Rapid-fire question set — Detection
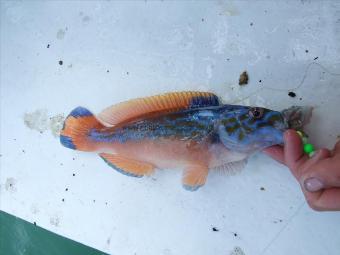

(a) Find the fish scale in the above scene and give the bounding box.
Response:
[90,108,218,143]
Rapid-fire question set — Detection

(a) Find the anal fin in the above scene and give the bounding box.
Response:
[182,164,209,191]
[99,153,155,177]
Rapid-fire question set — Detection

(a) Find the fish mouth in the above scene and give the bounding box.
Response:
[281,106,313,130]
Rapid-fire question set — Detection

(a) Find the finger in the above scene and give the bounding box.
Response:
[299,148,332,175]
[333,140,340,157]
[263,145,284,164]
[283,130,307,177]
[304,188,340,211]
[301,158,340,191]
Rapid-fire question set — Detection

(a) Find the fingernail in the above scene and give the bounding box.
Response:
[310,149,324,158]
[284,131,292,143]
[303,177,324,192]
[309,150,318,158]
[285,130,293,137]
[308,151,317,158]
[284,130,296,140]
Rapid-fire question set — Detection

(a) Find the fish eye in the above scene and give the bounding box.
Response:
[249,107,264,119]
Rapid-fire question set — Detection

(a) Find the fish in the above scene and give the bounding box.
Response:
[60,91,312,191]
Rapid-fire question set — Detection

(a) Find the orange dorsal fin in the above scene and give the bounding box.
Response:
[99,153,155,177]
[97,91,219,127]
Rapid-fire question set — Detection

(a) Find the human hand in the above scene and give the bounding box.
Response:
[264,130,340,211]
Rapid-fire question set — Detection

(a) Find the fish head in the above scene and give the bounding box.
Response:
[218,105,313,152]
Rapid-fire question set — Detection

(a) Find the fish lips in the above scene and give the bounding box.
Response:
[281,106,313,130]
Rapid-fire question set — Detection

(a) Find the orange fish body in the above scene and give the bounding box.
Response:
[60,91,289,190]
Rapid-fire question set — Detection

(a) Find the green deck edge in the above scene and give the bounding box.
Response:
[0,210,108,255]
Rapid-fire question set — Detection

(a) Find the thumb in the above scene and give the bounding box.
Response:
[332,140,340,157]
[283,130,307,178]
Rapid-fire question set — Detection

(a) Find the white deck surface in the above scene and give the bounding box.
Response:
[1,1,340,254]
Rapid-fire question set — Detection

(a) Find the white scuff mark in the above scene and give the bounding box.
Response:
[162,248,172,255]
[23,109,65,137]
[265,25,280,34]
[160,56,194,82]
[50,215,61,227]
[166,25,194,50]
[212,21,229,54]
[5,177,17,193]
[232,37,267,65]
[201,57,216,84]
[24,109,49,133]
[30,204,40,214]
[213,32,266,64]
[94,2,103,11]
[49,114,65,137]
[248,50,267,66]
[56,29,66,40]
[206,64,214,80]
[217,1,239,16]
[3,2,25,24]
[230,246,246,255]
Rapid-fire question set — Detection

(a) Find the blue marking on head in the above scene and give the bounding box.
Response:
[189,95,220,109]
[100,156,143,178]
[252,127,284,147]
[183,184,203,191]
[68,107,93,118]
[218,106,286,152]
[60,135,76,149]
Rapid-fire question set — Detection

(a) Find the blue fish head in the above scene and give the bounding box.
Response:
[217,106,289,152]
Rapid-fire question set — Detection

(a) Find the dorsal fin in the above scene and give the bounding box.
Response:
[189,94,220,109]
[97,91,220,127]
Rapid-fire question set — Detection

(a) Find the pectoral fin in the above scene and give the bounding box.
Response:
[182,165,209,191]
[214,159,247,176]
[99,153,155,177]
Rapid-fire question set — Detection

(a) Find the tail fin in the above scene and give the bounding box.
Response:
[60,107,104,151]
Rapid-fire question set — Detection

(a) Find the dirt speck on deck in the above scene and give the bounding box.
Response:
[239,71,249,85]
